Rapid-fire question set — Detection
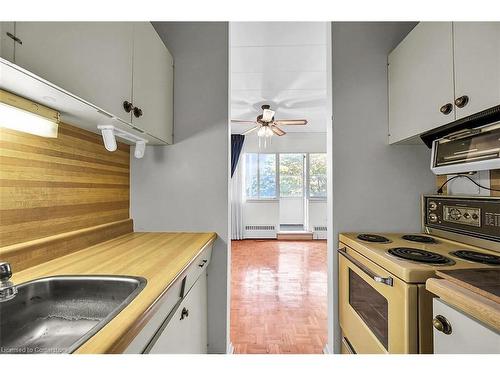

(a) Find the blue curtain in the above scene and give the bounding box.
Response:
[231,134,245,178]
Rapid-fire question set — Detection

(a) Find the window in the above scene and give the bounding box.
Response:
[244,152,327,200]
[279,153,304,198]
[245,153,276,199]
[308,153,327,199]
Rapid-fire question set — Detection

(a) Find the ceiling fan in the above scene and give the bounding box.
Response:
[231,104,308,139]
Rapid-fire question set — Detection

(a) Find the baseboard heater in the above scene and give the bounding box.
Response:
[313,225,327,240]
[244,225,277,239]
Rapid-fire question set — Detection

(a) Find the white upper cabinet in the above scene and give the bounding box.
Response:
[13,22,134,123]
[1,22,173,145]
[388,23,455,144]
[453,22,500,119]
[388,22,500,144]
[131,23,173,144]
[0,22,15,62]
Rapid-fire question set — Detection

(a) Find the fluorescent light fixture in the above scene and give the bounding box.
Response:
[97,125,148,159]
[0,89,60,138]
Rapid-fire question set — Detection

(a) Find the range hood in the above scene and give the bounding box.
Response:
[421,105,500,175]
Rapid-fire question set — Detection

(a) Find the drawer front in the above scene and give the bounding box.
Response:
[184,243,213,295]
[147,270,208,354]
[433,298,500,354]
[124,274,185,353]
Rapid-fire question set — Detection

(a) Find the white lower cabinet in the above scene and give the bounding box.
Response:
[432,298,500,354]
[123,242,212,354]
[147,271,207,354]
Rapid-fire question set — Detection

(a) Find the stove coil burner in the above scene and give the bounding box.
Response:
[357,234,391,243]
[402,234,436,244]
[451,250,500,265]
[388,247,454,265]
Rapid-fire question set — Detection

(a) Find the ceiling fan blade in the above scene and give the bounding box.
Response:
[231,119,257,124]
[271,125,286,136]
[242,125,259,135]
[274,119,308,126]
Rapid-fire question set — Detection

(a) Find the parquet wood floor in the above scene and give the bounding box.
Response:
[230,240,328,354]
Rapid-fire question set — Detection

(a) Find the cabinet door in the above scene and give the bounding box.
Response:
[388,22,455,144]
[0,22,15,62]
[433,299,500,354]
[131,23,173,144]
[13,22,133,123]
[148,271,207,354]
[453,22,500,119]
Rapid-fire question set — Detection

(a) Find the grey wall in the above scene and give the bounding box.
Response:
[131,22,229,353]
[329,22,436,352]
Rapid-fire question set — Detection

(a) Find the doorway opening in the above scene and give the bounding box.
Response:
[229,22,331,354]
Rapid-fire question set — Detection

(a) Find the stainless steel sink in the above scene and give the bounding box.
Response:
[0,275,146,354]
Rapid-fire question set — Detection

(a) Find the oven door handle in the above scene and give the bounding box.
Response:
[338,247,393,287]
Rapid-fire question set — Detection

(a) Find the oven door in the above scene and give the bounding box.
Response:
[338,244,419,353]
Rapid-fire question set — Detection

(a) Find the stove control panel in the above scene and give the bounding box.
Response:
[424,195,500,242]
[443,205,481,227]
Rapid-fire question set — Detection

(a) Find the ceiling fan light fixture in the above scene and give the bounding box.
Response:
[262,109,275,122]
[257,124,274,148]
[257,125,273,138]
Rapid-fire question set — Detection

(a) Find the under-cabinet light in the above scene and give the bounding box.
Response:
[0,89,60,138]
[134,140,146,159]
[97,125,148,159]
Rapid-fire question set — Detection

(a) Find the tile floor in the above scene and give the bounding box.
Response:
[230,239,328,354]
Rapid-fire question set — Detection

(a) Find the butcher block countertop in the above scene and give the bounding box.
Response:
[9,231,217,354]
[426,268,500,331]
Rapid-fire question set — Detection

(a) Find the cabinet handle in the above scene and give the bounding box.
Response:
[133,107,143,118]
[180,307,189,320]
[439,103,453,115]
[432,315,452,335]
[454,95,469,108]
[198,259,208,268]
[123,101,134,113]
[6,32,22,45]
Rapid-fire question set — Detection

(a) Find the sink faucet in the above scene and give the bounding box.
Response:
[0,262,18,302]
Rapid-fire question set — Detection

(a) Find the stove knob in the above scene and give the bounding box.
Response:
[449,208,462,220]
[429,214,438,223]
[463,212,470,219]
[472,213,479,220]
[429,201,437,210]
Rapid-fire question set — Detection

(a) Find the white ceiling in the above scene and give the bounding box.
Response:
[230,22,328,134]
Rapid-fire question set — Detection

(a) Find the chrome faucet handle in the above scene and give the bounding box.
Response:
[0,262,13,281]
[0,262,17,302]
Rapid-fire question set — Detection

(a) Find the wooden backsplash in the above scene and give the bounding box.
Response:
[436,170,500,197]
[0,122,130,247]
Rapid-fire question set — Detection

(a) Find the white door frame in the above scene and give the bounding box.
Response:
[325,21,335,354]
[226,22,334,354]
